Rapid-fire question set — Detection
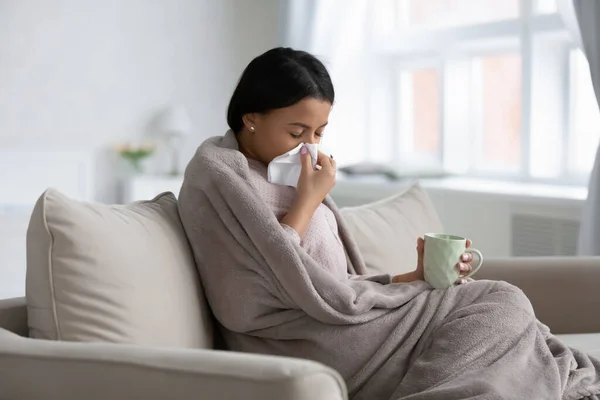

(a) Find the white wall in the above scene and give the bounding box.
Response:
[0,0,280,203]
[331,179,584,259]
[0,0,280,299]
[426,190,582,258]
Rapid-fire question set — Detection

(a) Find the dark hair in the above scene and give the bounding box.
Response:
[227,47,335,133]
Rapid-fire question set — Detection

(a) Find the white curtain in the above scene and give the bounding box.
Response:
[278,0,318,50]
[560,1,600,255]
[279,0,370,165]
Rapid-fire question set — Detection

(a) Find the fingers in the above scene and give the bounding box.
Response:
[459,241,473,276]
[416,237,424,265]
[457,262,472,275]
[300,145,314,172]
[456,241,474,285]
[317,151,334,170]
[316,152,336,179]
[456,277,474,285]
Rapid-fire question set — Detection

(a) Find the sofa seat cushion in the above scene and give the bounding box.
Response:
[26,189,213,349]
[557,333,600,359]
[340,182,443,275]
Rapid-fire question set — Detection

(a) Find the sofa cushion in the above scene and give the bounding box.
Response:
[341,182,443,275]
[557,334,600,359]
[26,189,213,349]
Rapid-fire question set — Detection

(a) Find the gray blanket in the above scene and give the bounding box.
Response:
[178,131,600,400]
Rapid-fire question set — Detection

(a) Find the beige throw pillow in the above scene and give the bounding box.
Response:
[341,182,443,276]
[26,189,213,349]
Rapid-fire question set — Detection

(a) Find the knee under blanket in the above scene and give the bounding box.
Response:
[178,131,600,400]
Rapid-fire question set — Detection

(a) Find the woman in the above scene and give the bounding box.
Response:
[178,48,600,399]
[228,47,473,285]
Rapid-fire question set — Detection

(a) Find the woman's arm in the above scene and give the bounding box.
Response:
[282,148,336,237]
[392,271,420,283]
[281,195,320,238]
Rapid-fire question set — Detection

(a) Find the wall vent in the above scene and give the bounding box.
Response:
[511,214,580,257]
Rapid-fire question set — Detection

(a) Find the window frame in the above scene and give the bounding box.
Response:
[367,0,593,186]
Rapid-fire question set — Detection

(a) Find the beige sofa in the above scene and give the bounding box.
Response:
[1,188,600,400]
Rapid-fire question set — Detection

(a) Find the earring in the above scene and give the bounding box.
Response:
[249,126,255,132]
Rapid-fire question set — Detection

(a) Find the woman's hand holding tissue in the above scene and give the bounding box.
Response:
[281,146,336,237]
[297,148,337,205]
[391,238,475,284]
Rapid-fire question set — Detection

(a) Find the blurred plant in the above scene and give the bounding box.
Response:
[115,142,156,173]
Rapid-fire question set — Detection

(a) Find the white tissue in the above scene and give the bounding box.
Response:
[267,143,319,187]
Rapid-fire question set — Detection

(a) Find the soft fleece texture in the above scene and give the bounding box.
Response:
[178,130,600,400]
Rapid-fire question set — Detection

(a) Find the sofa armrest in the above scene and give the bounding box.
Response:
[0,329,347,400]
[0,297,27,336]
[477,257,600,334]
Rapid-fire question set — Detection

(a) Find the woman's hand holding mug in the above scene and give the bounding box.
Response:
[392,237,478,285]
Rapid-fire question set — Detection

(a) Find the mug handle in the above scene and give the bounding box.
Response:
[461,248,483,279]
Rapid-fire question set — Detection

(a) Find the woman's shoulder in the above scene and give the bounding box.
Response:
[183,133,247,186]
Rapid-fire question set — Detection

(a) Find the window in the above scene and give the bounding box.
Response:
[474,53,522,171]
[397,68,441,166]
[569,49,600,175]
[364,0,599,183]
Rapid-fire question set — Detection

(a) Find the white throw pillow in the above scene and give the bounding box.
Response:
[26,189,213,349]
[341,182,443,276]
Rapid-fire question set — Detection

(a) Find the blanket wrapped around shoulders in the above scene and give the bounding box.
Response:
[178,131,600,400]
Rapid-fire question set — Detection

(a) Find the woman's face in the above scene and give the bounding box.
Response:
[240,97,331,164]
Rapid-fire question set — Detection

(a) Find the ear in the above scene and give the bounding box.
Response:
[242,113,259,131]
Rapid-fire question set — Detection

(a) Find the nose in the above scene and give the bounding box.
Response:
[306,134,320,145]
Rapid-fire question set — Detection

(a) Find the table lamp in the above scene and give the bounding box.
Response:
[158,105,191,176]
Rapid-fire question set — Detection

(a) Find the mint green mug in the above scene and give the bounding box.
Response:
[423,233,483,289]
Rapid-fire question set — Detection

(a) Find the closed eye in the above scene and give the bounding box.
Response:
[289,132,303,139]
